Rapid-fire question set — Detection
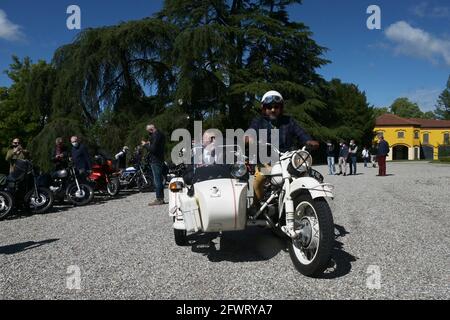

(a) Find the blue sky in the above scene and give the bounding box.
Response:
[0,0,449,111]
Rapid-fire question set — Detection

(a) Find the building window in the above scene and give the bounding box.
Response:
[397,131,405,139]
[414,131,419,139]
[423,133,429,144]
[445,133,450,145]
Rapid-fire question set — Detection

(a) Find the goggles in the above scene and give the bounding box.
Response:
[262,96,283,111]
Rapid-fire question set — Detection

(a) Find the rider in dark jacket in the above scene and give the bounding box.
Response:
[248,90,319,203]
[70,136,91,173]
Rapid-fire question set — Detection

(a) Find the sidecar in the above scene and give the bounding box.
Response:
[169,164,249,245]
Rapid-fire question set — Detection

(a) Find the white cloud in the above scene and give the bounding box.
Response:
[0,9,24,41]
[411,2,450,19]
[385,21,450,66]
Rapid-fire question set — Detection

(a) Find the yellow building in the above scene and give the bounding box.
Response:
[374,114,450,161]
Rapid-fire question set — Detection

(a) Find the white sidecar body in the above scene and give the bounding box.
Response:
[169,178,248,233]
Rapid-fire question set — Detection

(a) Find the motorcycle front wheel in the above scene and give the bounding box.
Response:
[174,228,187,246]
[24,187,54,214]
[106,178,120,197]
[0,191,14,220]
[288,194,334,277]
[67,183,94,206]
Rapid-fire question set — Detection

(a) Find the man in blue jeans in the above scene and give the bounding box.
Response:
[143,124,166,206]
[326,140,336,175]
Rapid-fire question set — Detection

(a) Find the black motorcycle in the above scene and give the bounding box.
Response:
[0,159,53,219]
[42,163,94,206]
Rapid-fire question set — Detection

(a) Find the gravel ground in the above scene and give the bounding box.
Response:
[0,162,449,300]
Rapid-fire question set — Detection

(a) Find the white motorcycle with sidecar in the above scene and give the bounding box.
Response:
[168,144,335,277]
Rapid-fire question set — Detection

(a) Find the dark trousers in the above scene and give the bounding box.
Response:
[377,156,387,176]
[151,163,164,199]
[349,156,357,175]
[363,157,369,167]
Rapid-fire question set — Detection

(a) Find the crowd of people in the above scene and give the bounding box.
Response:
[3,90,391,212]
[325,134,389,177]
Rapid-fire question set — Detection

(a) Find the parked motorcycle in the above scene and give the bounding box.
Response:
[88,155,120,196]
[0,159,53,219]
[168,144,335,277]
[0,175,13,219]
[118,162,153,192]
[42,163,94,206]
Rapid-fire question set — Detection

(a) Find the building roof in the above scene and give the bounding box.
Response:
[407,118,450,128]
[376,114,450,129]
[375,114,420,126]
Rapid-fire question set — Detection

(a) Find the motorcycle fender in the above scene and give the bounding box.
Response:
[289,177,334,200]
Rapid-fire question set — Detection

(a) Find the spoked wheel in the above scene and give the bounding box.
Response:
[67,183,94,206]
[24,187,54,214]
[0,191,14,220]
[288,194,334,277]
[106,178,120,197]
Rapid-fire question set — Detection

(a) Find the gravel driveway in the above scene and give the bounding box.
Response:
[1,162,449,300]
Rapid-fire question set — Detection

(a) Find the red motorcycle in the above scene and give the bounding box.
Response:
[88,155,120,197]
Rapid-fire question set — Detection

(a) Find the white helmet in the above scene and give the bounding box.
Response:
[261,90,283,106]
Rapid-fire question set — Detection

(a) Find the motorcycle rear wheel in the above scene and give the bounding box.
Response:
[288,194,334,278]
[0,191,13,220]
[24,187,54,214]
[67,183,94,206]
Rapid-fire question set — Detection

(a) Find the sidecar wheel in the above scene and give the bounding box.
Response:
[174,229,187,246]
[288,195,334,278]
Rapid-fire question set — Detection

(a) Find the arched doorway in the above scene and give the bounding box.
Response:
[421,145,434,160]
[393,145,408,160]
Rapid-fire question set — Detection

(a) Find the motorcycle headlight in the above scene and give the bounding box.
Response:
[292,151,312,172]
[231,163,247,179]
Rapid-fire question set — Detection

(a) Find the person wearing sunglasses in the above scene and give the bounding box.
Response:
[5,138,30,173]
[248,90,319,205]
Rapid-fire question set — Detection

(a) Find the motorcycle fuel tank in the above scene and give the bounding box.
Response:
[194,178,247,232]
[55,169,68,178]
